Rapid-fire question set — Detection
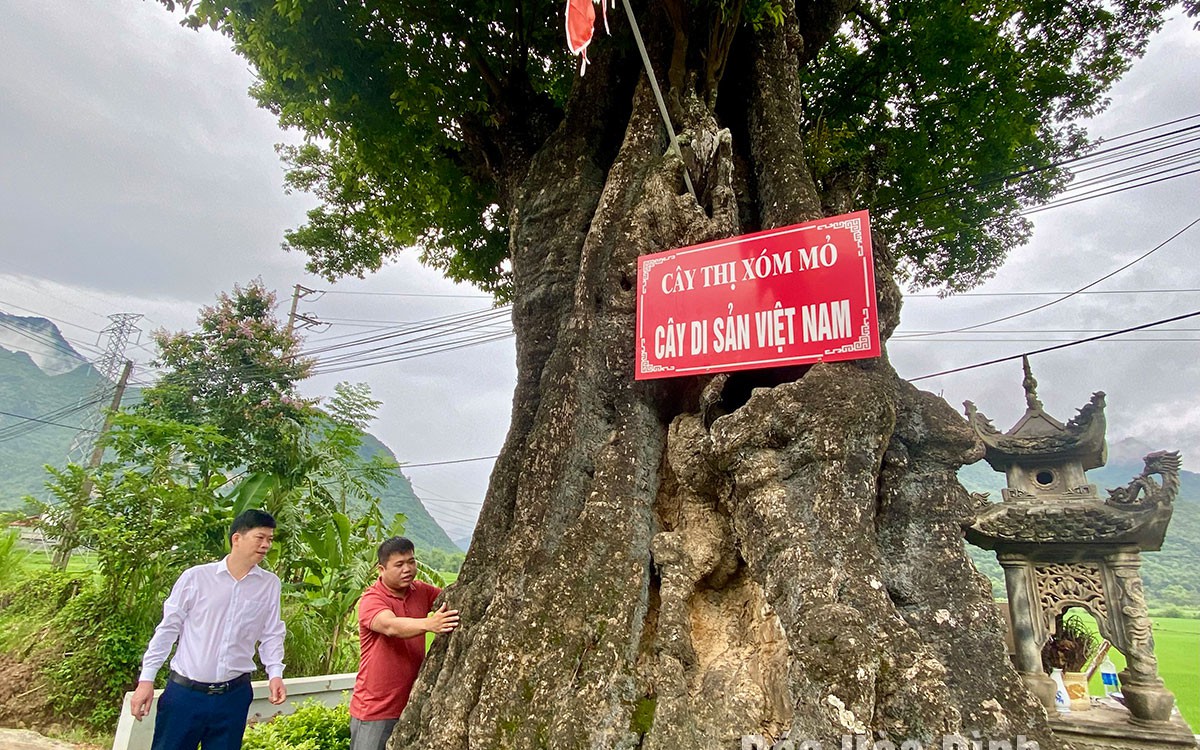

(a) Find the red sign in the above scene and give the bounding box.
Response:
[635,210,879,380]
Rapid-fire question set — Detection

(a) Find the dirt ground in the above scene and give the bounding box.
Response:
[0,654,100,749]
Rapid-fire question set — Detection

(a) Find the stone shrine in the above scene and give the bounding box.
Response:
[963,358,1193,748]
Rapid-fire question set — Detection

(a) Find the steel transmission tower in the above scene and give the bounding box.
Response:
[65,313,143,466]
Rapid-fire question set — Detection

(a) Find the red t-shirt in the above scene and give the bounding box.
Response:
[350,577,441,721]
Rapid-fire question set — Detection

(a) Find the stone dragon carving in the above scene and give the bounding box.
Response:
[1106,450,1182,510]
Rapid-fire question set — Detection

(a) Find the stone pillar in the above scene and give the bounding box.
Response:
[1103,550,1177,723]
[999,554,1056,708]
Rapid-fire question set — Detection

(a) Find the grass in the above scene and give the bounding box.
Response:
[19,549,98,575]
[1076,612,1199,730]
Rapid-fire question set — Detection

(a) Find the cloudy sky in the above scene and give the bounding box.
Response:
[1,2,1198,538]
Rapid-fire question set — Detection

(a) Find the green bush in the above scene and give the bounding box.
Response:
[243,699,351,750]
[283,601,361,678]
[0,568,84,615]
[42,583,163,730]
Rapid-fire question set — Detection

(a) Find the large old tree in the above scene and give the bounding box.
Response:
[167,0,1190,747]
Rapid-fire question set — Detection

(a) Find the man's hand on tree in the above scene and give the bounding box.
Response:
[428,602,460,635]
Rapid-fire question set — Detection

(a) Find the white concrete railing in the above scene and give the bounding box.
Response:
[111,673,356,750]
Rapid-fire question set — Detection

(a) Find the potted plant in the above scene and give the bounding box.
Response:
[1042,612,1100,712]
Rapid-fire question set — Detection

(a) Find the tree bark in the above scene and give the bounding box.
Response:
[394,6,1060,750]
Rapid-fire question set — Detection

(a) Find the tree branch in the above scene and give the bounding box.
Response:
[794,0,860,65]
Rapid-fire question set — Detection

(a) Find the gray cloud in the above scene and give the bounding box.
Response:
[1,2,1198,535]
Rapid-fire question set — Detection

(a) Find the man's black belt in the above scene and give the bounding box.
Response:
[169,671,252,695]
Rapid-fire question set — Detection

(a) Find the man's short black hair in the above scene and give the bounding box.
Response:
[377,536,415,566]
[230,509,277,541]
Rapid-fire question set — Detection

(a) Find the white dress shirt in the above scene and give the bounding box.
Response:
[139,558,286,682]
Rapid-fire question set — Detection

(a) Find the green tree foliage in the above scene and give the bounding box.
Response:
[420,547,466,574]
[161,0,1180,295]
[275,382,422,673]
[798,0,1172,290]
[36,414,231,610]
[28,414,243,728]
[0,529,29,590]
[138,279,314,475]
[10,286,441,730]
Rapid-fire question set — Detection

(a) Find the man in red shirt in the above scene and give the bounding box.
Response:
[350,537,459,750]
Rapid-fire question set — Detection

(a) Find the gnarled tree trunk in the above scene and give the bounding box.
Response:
[394,8,1058,749]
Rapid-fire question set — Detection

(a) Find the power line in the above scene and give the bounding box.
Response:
[1023,165,1200,215]
[302,306,510,359]
[878,116,1200,254]
[311,332,513,376]
[0,274,110,321]
[1098,112,1200,144]
[0,316,90,362]
[409,482,484,508]
[905,287,1200,298]
[0,395,111,443]
[0,301,104,335]
[403,455,499,469]
[886,117,1200,213]
[908,308,1200,382]
[896,214,1200,339]
[316,289,493,299]
[0,408,97,434]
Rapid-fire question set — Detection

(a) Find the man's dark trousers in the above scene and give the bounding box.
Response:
[150,680,254,750]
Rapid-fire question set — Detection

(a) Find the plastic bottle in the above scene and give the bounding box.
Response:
[1099,657,1119,696]
[1051,668,1072,713]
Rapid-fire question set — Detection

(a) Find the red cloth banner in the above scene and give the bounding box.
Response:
[635,210,880,380]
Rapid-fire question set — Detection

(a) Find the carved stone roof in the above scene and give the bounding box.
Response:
[963,358,1107,472]
[964,501,1172,551]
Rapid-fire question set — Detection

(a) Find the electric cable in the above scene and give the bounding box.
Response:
[896,214,1200,339]
[908,308,1200,382]
[0,407,99,434]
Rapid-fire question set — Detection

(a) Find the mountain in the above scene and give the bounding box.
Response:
[0,310,103,502]
[0,315,461,553]
[960,456,1200,608]
[356,432,457,553]
[0,346,102,504]
[0,311,89,375]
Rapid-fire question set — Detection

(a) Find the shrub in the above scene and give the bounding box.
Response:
[243,699,351,750]
[283,602,361,678]
[0,569,85,618]
[42,582,163,730]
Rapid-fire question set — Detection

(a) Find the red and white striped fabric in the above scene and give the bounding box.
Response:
[566,0,612,75]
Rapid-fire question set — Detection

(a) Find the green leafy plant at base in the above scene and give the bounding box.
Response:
[242,699,351,750]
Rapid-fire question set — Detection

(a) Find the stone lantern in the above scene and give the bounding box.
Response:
[962,358,1184,732]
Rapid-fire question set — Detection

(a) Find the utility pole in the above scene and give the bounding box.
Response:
[52,359,134,569]
[285,284,324,336]
[53,312,142,569]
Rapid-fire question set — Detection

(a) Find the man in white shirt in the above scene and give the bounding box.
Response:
[130,509,288,750]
